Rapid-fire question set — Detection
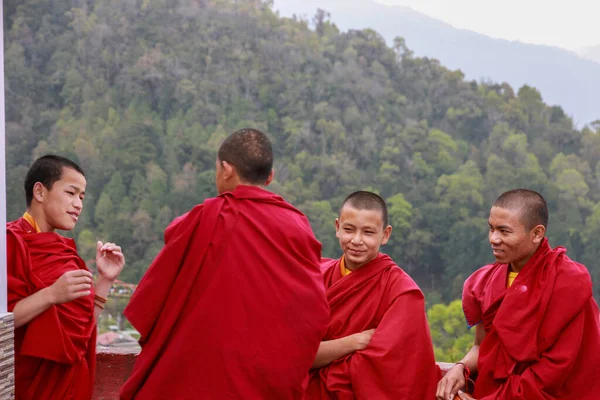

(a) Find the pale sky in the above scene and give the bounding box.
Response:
[376,0,600,51]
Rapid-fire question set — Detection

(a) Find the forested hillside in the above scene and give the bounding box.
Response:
[5,0,600,303]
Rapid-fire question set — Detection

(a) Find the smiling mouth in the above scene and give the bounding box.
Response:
[68,212,79,221]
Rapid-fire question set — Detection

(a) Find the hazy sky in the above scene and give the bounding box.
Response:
[375,0,600,51]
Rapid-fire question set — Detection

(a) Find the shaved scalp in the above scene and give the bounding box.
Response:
[493,189,548,230]
[341,191,388,227]
[217,128,273,184]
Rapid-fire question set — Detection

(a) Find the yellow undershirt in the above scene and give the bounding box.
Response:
[340,256,353,277]
[507,271,518,288]
[23,212,41,233]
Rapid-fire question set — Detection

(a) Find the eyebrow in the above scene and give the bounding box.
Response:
[489,223,511,230]
[69,185,86,196]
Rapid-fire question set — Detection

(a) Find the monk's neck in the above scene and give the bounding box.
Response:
[344,255,377,272]
[25,207,54,233]
[509,243,542,273]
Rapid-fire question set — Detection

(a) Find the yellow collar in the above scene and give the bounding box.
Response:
[340,255,353,276]
[23,212,41,233]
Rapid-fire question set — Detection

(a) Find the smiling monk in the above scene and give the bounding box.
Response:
[7,155,125,400]
[437,189,600,400]
[305,191,439,399]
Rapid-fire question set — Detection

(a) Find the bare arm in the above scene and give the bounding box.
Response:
[93,241,126,321]
[436,324,486,400]
[13,287,55,329]
[312,329,375,369]
[13,269,93,329]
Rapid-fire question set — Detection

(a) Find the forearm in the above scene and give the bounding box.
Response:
[13,287,55,329]
[94,277,113,321]
[458,344,480,373]
[312,336,358,369]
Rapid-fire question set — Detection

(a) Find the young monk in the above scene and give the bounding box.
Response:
[437,189,600,400]
[305,191,439,399]
[7,155,125,399]
[120,128,330,400]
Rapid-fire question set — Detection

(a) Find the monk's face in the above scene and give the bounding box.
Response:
[336,205,392,271]
[36,167,86,231]
[488,206,542,269]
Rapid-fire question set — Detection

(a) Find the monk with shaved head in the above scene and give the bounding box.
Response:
[437,189,600,400]
[121,128,329,399]
[306,191,439,399]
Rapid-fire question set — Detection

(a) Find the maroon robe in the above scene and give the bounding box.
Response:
[306,253,439,399]
[120,185,329,399]
[463,238,600,399]
[7,218,96,400]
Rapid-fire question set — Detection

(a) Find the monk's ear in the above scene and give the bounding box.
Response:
[32,182,45,203]
[531,224,545,243]
[221,161,235,180]
[264,169,275,186]
[335,218,341,237]
[380,225,392,245]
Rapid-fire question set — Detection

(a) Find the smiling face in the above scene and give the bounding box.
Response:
[488,206,544,271]
[335,205,392,271]
[34,167,87,232]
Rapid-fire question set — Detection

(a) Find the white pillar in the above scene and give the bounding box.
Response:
[0,0,8,314]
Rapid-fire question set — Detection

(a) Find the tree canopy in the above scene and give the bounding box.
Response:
[5,0,600,305]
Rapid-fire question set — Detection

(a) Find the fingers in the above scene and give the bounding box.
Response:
[71,289,92,299]
[436,379,444,399]
[71,283,92,293]
[100,243,121,253]
[65,269,93,279]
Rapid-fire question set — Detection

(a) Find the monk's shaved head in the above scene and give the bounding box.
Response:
[341,191,388,227]
[493,189,548,230]
[218,128,273,184]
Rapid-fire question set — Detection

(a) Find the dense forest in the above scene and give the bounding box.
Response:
[5,0,600,312]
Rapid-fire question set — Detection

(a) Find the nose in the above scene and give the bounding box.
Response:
[351,232,363,245]
[489,230,501,245]
[73,196,83,211]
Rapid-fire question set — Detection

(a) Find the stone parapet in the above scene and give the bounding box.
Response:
[93,347,139,400]
[0,313,14,400]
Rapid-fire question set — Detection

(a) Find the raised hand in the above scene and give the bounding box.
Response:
[96,241,125,282]
[49,269,93,304]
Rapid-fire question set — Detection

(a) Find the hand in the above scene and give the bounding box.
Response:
[456,390,476,400]
[48,269,93,304]
[436,363,466,400]
[96,241,125,282]
[350,329,376,351]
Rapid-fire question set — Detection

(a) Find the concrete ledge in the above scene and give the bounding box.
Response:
[93,347,139,400]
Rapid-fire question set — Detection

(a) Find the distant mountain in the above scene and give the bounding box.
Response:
[580,45,600,64]
[274,0,600,126]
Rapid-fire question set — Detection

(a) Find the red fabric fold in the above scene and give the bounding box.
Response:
[306,253,440,399]
[462,238,600,399]
[120,185,329,400]
[7,218,96,400]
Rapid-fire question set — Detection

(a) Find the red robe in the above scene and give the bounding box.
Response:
[7,218,97,400]
[120,185,329,400]
[306,253,440,399]
[463,238,600,399]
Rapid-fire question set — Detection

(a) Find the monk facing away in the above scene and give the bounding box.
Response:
[7,155,126,399]
[437,189,600,400]
[120,128,330,400]
[305,191,439,399]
